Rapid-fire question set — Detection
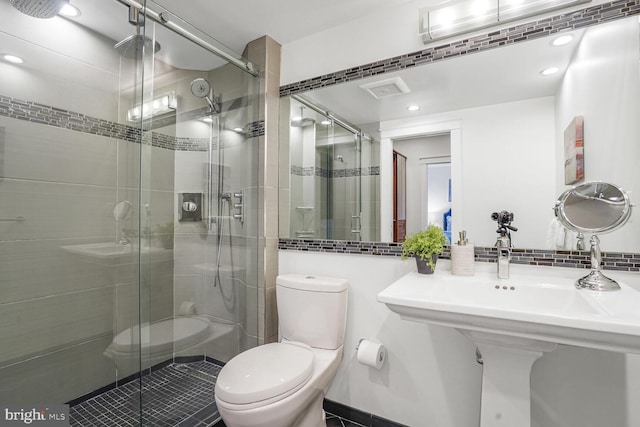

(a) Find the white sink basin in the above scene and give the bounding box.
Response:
[61,242,167,260]
[378,261,640,427]
[378,261,640,354]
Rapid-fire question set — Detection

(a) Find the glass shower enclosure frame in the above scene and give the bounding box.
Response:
[0,0,260,424]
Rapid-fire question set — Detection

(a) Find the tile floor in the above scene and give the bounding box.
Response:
[69,359,384,427]
[70,360,221,426]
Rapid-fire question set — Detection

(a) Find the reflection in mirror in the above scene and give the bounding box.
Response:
[554,181,633,290]
[280,96,380,241]
[113,200,134,221]
[280,15,640,253]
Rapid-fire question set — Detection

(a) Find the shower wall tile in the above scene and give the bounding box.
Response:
[0,179,116,241]
[174,235,207,275]
[205,324,241,363]
[202,275,246,323]
[174,150,207,195]
[0,117,117,187]
[114,281,140,336]
[173,274,206,313]
[0,335,115,405]
[0,238,115,304]
[118,140,175,192]
[0,286,114,366]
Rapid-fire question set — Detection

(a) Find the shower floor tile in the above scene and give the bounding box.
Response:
[70,360,222,427]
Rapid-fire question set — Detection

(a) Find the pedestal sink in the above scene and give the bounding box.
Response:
[377,261,640,427]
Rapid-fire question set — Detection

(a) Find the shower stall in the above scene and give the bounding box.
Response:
[284,96,380,241]
[0,0,260,425]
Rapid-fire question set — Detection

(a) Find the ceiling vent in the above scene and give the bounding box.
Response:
[360,77,410,99]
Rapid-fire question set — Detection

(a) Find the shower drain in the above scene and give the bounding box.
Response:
[174,364,218,384]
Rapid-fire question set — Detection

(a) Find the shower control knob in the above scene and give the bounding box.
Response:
[182,201,198,212]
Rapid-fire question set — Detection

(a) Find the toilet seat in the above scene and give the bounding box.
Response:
[215,342,314,405]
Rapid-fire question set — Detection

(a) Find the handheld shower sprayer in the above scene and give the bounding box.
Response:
[190,78,220,114]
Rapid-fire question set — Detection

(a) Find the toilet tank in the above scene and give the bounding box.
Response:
[276,274,348,350]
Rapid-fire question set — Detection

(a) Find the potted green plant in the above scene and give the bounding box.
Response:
[401,224,447,274]
[155,222,174,249]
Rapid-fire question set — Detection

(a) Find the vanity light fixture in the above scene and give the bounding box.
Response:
[540,66,559,75]
[126,91,176,122]
[419,0,590,42]
[2,54,24,64]
[407,105,420,111]
[551,34,574,46]
[58,3,80,17]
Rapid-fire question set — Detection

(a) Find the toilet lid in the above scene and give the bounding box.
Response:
[215,342,314,405]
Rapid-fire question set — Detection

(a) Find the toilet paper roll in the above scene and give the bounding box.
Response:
[357,339,386,369]
[178,301,197,315]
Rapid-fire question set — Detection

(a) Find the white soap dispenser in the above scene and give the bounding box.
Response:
[451,231,475,276]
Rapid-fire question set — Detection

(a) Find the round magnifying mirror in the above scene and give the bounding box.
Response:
[554,181,632,291]
[555,181,632,233]
[113,200,134,221]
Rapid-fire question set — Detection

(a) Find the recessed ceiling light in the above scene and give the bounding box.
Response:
[540,67,559,76]
[407,105,420,111]
[201,117,213,123]
[551,35,573,46]
[233,127,244,132]
[320,120,332,126]
[2,54,23,64]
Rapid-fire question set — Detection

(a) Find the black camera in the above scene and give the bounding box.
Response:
[491,210,514,225]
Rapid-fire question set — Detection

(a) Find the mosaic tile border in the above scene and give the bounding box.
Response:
[291,165,380,178]
[279,0,640,97]
[0,94,264,152]
[279,238,640,272]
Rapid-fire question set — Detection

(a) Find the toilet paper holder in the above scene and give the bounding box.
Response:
[356,338,386,369]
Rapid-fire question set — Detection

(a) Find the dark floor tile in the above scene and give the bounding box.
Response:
[372,414,410,427]
[324,400,371,426]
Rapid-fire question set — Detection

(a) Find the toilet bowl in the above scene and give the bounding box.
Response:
[215,274,349,427]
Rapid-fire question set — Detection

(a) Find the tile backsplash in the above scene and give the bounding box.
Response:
[279,239,640,272]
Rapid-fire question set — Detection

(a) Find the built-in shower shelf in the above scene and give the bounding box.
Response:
[295,206,315,212]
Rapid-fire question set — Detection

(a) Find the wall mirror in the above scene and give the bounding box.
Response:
[280,14,640,253]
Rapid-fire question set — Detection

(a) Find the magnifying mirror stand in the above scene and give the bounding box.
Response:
[576,235,620,291]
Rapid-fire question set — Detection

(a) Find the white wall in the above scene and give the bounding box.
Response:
[381,97,556,248]
[279,250,482,427]
[555,17,640,253]
[279,250,640,427]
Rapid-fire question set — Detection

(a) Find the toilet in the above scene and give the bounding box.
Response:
[215,274,349,427]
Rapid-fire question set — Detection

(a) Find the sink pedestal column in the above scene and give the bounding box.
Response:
[460,330,557,427]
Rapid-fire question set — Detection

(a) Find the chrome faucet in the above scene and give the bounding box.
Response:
[491,210,518,279]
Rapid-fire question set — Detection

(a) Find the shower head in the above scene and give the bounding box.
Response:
[290,107,316,128]
[190,78,220,114]
[10,0,67,18]
[190,78,211,98]
[114,34,161,60]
